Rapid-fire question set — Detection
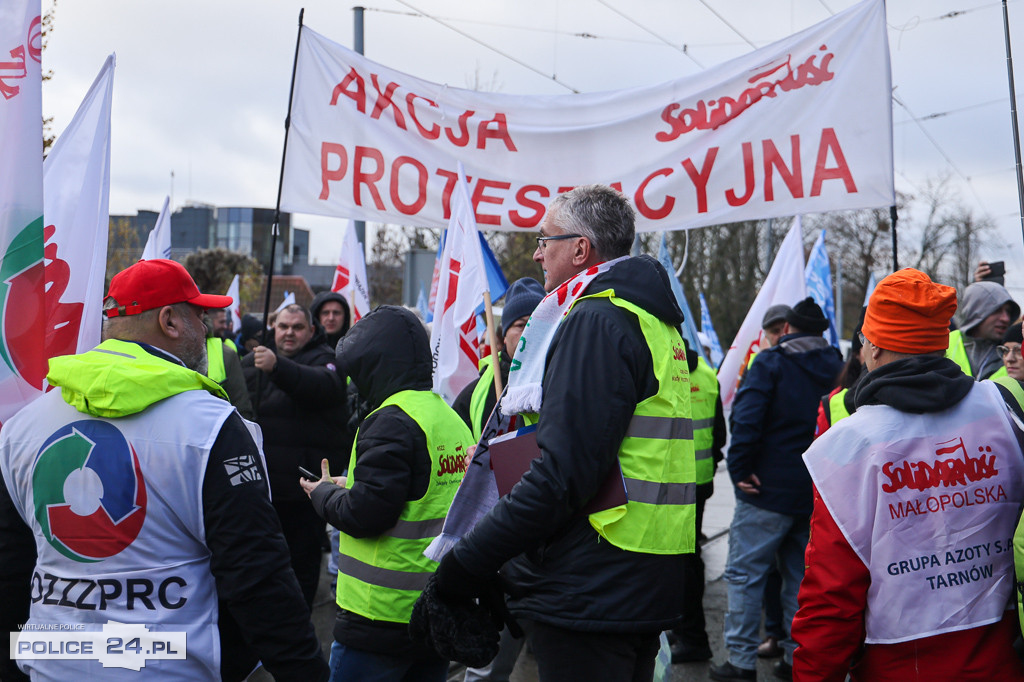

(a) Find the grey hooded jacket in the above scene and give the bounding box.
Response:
[956,281,1020,379]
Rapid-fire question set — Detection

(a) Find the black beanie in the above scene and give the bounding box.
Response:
[1003,323,1023,345]
[786,297,829,334]
[501,278,545,337]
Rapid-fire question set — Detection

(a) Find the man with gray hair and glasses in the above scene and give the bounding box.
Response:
[425,185,698,681]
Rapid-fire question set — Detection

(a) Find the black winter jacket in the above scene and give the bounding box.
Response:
[308,306,444,659]
[728,333,842,516]
[452,350,511,435]
[451,255,691,634]
[242,327,348,502]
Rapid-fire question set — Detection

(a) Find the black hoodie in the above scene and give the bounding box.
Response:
[310,306,445,659]
[451,255,692,633]
[310,291,351,351]
[854,355,975,413]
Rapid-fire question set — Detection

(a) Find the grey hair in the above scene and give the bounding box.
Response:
[546,184,635,260]
[279,303,313,326]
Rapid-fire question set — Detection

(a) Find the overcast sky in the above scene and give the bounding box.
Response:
[41,0,1024,290]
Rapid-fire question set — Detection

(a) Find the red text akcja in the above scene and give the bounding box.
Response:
[329,67,518,152]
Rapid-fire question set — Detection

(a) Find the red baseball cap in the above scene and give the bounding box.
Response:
[104,259,233,318]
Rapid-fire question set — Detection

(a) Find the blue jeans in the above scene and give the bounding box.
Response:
[722,499,809,670]
[328,640,448,682]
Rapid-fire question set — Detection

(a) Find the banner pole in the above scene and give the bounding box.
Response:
[256,8,304,418]
[889,206,899,272]
[1002,0,1024,248]
[483,291,503,399]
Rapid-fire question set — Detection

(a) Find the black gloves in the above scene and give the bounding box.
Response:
[409,573,500,668]
[435,551,523,638]
[409,551,523,667]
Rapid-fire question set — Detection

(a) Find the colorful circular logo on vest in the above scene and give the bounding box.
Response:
[32,420,147,562]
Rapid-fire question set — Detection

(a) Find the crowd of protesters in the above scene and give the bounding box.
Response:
[4,186,1024,682]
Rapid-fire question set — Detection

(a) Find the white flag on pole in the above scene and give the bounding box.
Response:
[43,54,115,357]
[332,219,371,323]
[275,291,296,313]
[225,274,241,333]
[0,0,45,425]
[429,163,489,404]
[141,195,172,260]
[719,218,807,409]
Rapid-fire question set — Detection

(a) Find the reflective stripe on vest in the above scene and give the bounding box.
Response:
[946,330,973,377]
[469,362,496,442]
[572,290,696,555]
[827,388,851,425]
[336,389,473,623]
[689,357,719,485]
[206,337,226,383]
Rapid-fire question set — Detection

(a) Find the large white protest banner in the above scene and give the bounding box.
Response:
[0,0,45,425]
[43,55,115,356]
[718,219,807,409]
[281,0,892,232]
[429,164,488,403]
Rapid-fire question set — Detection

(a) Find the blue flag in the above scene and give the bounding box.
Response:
[416,283,429,320]
[657,233,709,365]
[426,230,508,322]
[476,232,509,313]
[698,292,724,369]
[804,229,839,348]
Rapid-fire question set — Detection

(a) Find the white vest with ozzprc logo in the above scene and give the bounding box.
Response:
[803,381,1024,644]
[0,388,237,680]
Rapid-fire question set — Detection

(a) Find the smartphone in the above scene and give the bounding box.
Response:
[983,261,1005,283]
[298,466,321,482]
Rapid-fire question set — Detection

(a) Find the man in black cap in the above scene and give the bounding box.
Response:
[711,297,842,682]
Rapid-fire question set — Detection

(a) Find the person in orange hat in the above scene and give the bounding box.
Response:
[0,259,328,681]
[792,268,1024,682]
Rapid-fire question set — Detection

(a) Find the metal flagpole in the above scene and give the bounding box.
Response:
[889,206,899,272]
[256,8,304,418]
[1002,0,1024,246]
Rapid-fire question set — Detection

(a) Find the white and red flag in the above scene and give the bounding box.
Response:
[225,274,241,333]
[332,219,370,323]
[0,0,44,426]
[43,55,115,357]
[429,163,488,404]
[141,195,172,260]
[718,218,807,410]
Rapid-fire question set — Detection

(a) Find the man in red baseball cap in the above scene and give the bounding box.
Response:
[0,259,329,680]
[101,259,233,375]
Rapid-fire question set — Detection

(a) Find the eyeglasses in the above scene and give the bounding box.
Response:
[536,233,582,248]
[858,332,868,347]
[998,344,1022,359]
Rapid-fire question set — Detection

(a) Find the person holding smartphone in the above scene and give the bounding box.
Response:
[947,275,1019,380]
[300,306,472,682]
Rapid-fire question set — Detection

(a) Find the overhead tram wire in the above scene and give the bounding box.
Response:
[592,0,705,69]
[391,0,580,93]
[692,1,994,219]
[892,94,990,212]
[364,6,703,48]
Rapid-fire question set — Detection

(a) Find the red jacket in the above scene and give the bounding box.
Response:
[792,487,1024,682]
